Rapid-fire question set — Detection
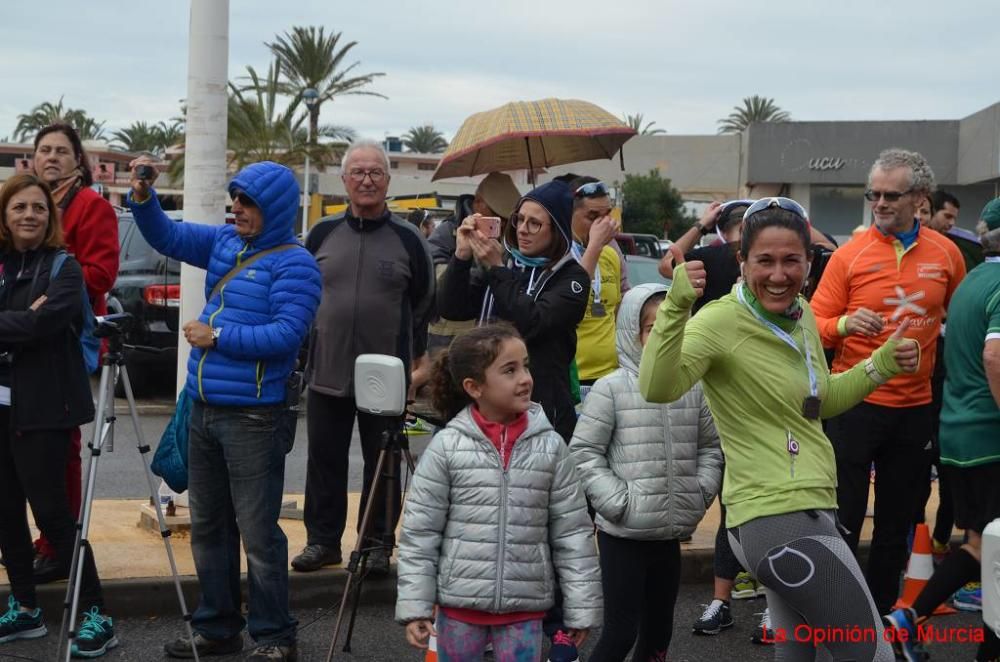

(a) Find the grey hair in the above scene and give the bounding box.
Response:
[868,148,936,194]
[341,139,391,173]
[976,220,1000,253]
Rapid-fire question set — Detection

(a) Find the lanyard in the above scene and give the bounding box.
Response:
[737,286,818,400]
[571,241,601,302]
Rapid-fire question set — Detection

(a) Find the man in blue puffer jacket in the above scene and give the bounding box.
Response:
[127,159,321,662]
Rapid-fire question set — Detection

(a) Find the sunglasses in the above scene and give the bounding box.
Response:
[231,191,258,208]
[864,189,912,203]
[574,181,610,198]
[743,197,809,225]
[347,168,387,183]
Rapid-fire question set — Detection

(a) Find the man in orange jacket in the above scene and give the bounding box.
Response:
[811,148,966,615]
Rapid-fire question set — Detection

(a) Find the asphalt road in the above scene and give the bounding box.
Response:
[1,584,986,661]
[79,410,435,499]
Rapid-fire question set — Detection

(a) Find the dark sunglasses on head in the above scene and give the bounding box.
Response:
[231,191,257,208]
[864,188,912,203]
[574,181,610,198]
[743,197,809,225]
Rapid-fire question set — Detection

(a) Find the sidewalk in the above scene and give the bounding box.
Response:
[2,483,944,616]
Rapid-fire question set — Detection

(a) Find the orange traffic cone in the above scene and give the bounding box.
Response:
[894,523,956,615]
[425,629,438,662]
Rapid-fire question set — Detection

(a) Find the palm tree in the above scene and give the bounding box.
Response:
[266,26,386,145]
[228,61,307,169]
[155,120,184,150]
[403,125,448,153]
[112,122,162,153]
[717,95,791,134]
[623,113,666,136]
[14,97,106,142]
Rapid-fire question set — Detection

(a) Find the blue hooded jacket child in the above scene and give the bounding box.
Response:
[127,161,322,406]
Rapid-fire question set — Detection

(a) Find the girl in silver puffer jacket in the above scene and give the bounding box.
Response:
[396,324,601,660]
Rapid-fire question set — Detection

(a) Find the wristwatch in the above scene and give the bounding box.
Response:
[212,327,222,348]
[696,223,711,236]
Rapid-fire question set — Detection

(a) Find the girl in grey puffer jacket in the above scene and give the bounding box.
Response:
[396,324,601,660]
[570,282,722,661]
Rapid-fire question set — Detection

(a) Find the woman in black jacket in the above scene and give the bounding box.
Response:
[0,174,116,657]
[437,180,590,443]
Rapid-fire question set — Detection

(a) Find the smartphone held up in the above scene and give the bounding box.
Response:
[474,216,502,239]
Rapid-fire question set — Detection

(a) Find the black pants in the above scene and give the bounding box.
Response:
[713,470,744,581]
[590,532,681,662]
[827,401,934,614]
[916,338,955,544]
[303,389,401,549]
[0,409,102,610]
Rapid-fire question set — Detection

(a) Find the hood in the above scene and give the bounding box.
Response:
[516,180,574,250]
[227,161,300,249]
[445,402,553,442]
[616,282,669,374]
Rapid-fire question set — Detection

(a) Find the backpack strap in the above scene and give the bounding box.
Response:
[208,244,297,302]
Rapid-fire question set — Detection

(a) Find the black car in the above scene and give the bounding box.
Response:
[110,211,182,396]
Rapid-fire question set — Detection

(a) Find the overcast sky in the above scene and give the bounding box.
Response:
[2,0,999,143]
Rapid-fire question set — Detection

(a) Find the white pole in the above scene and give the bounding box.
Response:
[178,0,229,396]
[302,122,311,238]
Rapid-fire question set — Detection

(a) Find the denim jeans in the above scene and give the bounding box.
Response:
[188,400,297,645]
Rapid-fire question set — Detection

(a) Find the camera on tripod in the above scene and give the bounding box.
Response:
[93,312,134,339]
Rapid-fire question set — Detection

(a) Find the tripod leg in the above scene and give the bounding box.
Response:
[326,445,391,662]
[118,365,201,662]
[58,363,114,662]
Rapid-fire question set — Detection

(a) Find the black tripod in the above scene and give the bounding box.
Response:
[56,315,199,662]
[325,419,416,661]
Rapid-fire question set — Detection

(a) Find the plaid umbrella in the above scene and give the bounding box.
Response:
[432,98,637,182]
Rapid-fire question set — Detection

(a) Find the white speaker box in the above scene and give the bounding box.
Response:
[354,354,407,416]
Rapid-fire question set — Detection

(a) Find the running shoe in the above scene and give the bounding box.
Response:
[732,571,763,599]
[0,597,47,644]
[692,599,733,635]
[547,630,578,662]
[884,607,930,662]
[70,607,118,658]
[952,582,982,612]
[404,417,432,436]
[751,608,774,645]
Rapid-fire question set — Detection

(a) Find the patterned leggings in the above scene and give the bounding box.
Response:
[437,612,543,662]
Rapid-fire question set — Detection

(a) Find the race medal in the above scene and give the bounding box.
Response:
[801,396,821,420]
[591,301,607,317]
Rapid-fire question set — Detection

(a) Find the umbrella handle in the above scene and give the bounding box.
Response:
[525,137,535,186]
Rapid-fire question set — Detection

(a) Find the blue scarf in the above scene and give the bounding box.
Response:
[507,246,550,268]
[893,221,920,250]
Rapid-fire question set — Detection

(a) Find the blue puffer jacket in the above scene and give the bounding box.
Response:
[128,162,321,406]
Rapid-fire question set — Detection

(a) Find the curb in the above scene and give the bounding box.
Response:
[33,544,877,618]
[35,565,398,619]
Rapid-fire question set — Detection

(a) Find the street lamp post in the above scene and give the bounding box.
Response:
[301,87,319,238]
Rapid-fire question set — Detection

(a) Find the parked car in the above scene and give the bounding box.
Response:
[615,232,664,259]
[110,211,182,396]
[624,254,671,288]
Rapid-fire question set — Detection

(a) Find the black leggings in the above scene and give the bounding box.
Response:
[590,532,681,662]
[714,469,744,581]
[0,409,103,610]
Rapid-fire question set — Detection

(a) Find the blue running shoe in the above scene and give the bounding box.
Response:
[953,581,982,612]
[71,607,118,658]
[0,596,47,644]
[883,607,929,662]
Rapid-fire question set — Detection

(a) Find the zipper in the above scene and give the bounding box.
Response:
[255,361,264,399]
[197,243,249,401]
[495,457,508,612]
[350,224,364,363]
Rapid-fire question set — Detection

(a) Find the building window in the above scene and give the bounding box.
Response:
[390,160,399,169]
[418,163,436,171]
[809,186,865,240]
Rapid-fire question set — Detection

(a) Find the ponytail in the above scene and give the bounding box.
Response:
[429,350,470,422]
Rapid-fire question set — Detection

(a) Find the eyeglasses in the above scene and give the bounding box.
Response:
[231,191,257,208]
[574,181,609,198]
[510,213,547,235]
[347,168,387,183]
[864,189,912,203]
[743,197,809,225]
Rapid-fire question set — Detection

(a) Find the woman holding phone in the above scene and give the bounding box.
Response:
[438,180,590,444]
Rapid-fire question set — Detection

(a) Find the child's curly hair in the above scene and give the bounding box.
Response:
[430,323,523,421]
